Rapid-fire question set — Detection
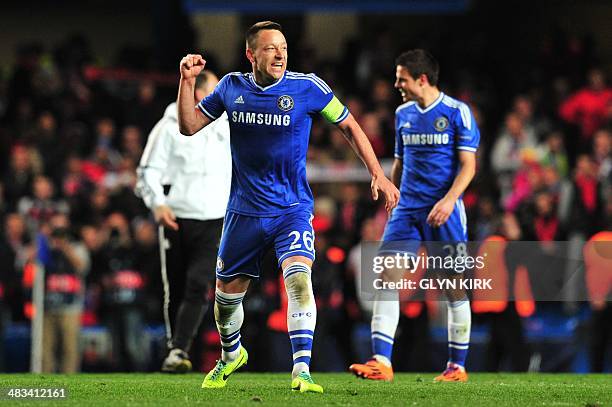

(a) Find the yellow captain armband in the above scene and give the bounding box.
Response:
[320,96,349,124]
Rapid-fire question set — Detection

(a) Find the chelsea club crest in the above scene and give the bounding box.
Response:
[434,116,449,132]
[216,257,224,272]
[277,95,294,112]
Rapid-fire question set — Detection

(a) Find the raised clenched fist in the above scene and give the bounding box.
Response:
[179,54,206,80]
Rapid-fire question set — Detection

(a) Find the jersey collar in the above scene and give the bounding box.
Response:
[415,92,444,114]
[248,71,286,92]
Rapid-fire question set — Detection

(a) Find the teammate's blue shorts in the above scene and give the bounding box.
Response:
[216,208,315,281]
[379,199,468,267]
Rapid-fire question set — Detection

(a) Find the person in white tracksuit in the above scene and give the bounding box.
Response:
[136,70,231,372]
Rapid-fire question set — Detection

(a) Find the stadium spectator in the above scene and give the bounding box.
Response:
[559,68,612,143]
[119,125,144,164]
[92,117,120,159]
[502,155,543,212]
[512,95,550,141]
[540,166,570,225]
[537,131,569,178]
[3,145,40,211]
[79,224,105,327]
[525,190,566,241]
[473,196,499,241]
[17,175,69,239]
[591,128,611,185]
[102,157,143,220]
[62,155,93,200]
[0,213,31,321]
[491,112,538,200]
[41,213,90,373]
[71,185,112,228]
[96,212,148,372]
[80,147,113,187]
[124,80,165,133]
[562,155,602,239]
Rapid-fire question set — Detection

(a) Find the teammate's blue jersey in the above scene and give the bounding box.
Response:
[198,71,348,216]
[394,92,480,212]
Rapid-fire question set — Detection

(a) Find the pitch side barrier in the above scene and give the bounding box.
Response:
[358,239,612,302]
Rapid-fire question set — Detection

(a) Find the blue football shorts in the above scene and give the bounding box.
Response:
[216,208,315,281]
[378,199,468,273]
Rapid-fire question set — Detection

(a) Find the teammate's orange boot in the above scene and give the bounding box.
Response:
[434,362,468,382]
[349,359,394,381]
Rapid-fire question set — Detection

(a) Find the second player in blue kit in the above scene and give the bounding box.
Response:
[382,87,478,244]
[350,49,480,383]
[177,21,399,392]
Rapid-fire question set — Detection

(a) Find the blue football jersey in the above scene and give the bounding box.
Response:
[198,71,348,216]
[394,92,480,212]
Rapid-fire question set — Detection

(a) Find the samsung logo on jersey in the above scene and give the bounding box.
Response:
[231,111,291,127]
[403,133,450,145]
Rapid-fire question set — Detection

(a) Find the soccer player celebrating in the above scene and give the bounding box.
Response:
[177,21,399,393]
[349,49,480,382]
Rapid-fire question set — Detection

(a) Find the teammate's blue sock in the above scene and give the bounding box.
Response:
[284,262,316,378]
[371,290,399,366]
[215,289,246,363]
[447,297,471,367]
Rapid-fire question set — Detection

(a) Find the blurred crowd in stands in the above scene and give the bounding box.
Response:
[0,24,610,374]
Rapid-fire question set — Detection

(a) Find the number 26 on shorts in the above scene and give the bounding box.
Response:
[288,230,314,252]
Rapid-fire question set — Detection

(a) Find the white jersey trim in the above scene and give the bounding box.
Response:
[197,103,217,120]
[395,101,416,114]
[286,72,331,95]
[247,72,286,91]
[415,92,444,114]
[442,95,472,130]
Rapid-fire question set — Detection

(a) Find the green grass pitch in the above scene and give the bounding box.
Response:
[0,373,610,406]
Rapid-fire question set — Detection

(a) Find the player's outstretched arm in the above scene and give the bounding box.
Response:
[336,114,399,212]
[177,54,212,136]
[427,151,476,227]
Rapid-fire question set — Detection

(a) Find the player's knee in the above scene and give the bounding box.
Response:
[216,276,251,294]
[284,271,313,306]
[446,287,468,302]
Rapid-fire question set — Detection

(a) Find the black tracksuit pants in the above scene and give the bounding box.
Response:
[163,217,223,352]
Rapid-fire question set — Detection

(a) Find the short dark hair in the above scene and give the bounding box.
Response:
[395,49,439,87]
[246,21,283,49]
